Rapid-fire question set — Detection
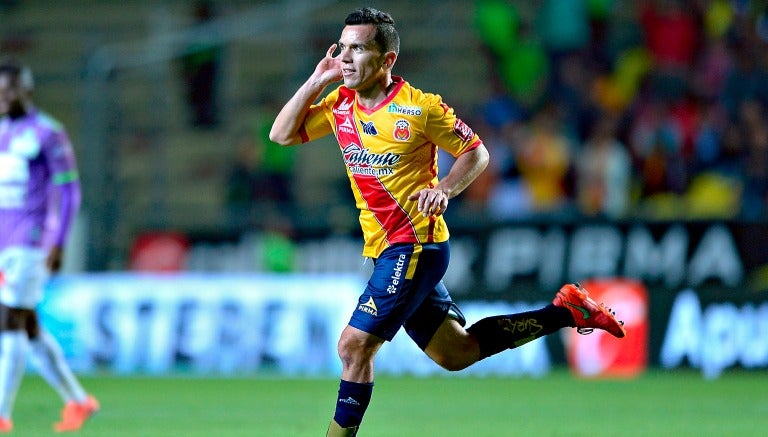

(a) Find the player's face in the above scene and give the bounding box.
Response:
[0,74,23,117]
[336,24,387,92]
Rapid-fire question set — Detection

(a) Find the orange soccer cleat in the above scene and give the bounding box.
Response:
[0,417,12,433]
[553,283,626,338]
[53,395,100,432]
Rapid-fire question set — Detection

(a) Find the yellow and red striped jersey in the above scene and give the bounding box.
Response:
[298,76,483,258]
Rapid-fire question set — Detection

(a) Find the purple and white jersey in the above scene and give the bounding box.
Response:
[0,109,79,250]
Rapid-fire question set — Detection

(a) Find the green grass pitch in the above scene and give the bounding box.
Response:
[10,369,767,436]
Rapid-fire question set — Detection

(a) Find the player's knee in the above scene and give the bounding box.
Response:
[336,336,354,365]
[337,331,381,371]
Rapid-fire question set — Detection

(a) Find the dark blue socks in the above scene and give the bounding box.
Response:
[333,380,374,428]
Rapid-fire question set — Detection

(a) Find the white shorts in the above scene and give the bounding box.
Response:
[0,246,49,309]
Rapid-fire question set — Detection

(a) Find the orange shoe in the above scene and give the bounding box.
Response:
[0,417,12,433]
[553,283,626,338]
[53,395,100,432]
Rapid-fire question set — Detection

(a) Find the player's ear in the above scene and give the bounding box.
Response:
[383,51,397,69]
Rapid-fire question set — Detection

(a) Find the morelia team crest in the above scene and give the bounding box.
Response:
[393,119,411,141]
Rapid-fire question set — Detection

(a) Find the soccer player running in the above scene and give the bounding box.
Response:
[0,58,99,432]
[270,7,626,436]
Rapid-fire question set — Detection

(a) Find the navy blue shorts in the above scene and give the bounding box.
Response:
[349,241,466,350]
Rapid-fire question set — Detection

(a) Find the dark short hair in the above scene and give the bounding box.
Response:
[345,7,400,55]
[0,57,34,90]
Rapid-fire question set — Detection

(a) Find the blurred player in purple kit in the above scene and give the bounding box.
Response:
[0,58,98,432]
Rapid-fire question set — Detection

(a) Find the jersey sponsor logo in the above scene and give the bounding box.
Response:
[0,153,28,183]
[0,185,26,208]
[338,116,356,135]
[8,129,40,158]
[333,97,354,114]
[359,120,378,135]
[387,102,422,116]
[358,296,378,317]
[342,143,400,176]
[453,118,475,142]
[0,153,29,207]
[386,253,407,293]
[393,119,411,141]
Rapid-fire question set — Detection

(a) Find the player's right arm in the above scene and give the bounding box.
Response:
[269,44,343,146]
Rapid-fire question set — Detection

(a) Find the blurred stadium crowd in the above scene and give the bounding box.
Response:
[459,0,768,222]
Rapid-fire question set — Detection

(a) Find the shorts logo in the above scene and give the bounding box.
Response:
[387,253,407,294]
[393,119,411,141]
[358,296,378,317]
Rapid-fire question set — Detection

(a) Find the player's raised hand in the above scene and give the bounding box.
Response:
[408,187,449,217]
[312,44,343,86]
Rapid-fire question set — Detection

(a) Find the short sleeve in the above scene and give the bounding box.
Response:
[423,95,482,158]
[299,88,339,143]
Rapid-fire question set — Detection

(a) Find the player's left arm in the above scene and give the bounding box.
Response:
[408,98,489,217]
[409,144,489,217]
[45,130,82,273]
[436,143,489,199]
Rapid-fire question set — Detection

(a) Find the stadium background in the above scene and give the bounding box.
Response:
[2,0,768,390]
